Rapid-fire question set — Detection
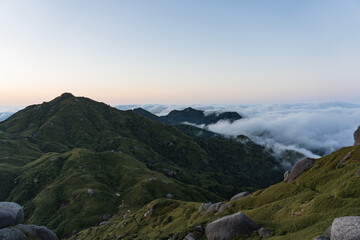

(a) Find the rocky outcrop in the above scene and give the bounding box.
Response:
[336,152,352,168]
[199,202,226,215]
[198,202,212,213]
[230,192,249,201]
[258,227,271,237]
[0,202,58,240]
[288,158,314,182]
[15,224,58,240]
[0,202,24,228]
[0,228,27,240]
[331,216,360,240]
[205,212,259,240]
[354,126,360,146]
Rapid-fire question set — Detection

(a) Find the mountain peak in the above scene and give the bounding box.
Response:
[59,92,75,98]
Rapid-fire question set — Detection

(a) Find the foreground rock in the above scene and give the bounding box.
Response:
[230,192,249,201]
[288,158,314,182]
[0,202,24,228]
[205,212,259,240]
[354,126,360,146]
[15,224,58,240]
[0,202,58,240]
[258,227,271,237]
[0,228,27,240]
[331,216,360,240]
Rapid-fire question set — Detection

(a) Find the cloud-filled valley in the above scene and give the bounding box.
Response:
[2,102,360,159]
[118,102,360,158]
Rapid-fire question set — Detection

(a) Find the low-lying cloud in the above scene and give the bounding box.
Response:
[118,102,360,158]
[2,102,359,159]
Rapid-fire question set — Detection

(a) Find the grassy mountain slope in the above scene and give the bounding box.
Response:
[0,93,288,238]
[0,93,284,200]
[7,149,220,238]
[74,145,360,240]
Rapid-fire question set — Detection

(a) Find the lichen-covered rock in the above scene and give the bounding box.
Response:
[331,216,360,240]
[288,158,314,182]
[258,227,271,237]
[0,228,26,240]
[205,212,259,240]
[15,224,58,240]
[354,126,360,146]
[0,202,24,227]
[229,192,249,201]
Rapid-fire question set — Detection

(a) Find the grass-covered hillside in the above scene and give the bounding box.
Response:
[74,145,360,240]
[0,93,286,237]
[7,149,219,238]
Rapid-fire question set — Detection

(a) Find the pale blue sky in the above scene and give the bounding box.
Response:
[0,0,359,105]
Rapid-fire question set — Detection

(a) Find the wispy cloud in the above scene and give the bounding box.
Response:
[118,102,360,157]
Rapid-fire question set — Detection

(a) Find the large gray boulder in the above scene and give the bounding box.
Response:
[205,212,259,240]
[230,192,249,201]
[288,158,314,182]
[16,224,58,240]
[0,202,24,228]
[354,126,360,146]
[331,216,360,240]
[0,228,27,240]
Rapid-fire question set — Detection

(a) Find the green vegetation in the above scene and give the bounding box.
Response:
[0,93,285,238]
[74,145,360,240]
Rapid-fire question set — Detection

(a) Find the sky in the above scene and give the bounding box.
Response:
[0,0,360,105]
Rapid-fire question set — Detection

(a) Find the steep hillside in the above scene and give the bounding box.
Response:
[6,149,219,238]
[0,93,286,238]
[74,145,360,240]
[0,93,283,200]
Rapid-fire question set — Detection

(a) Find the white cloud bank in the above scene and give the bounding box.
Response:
[1,102,359,158]
[118,102,360,158]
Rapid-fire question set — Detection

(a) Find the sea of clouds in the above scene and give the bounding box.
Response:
[118,102,360,158]
[1,102,360,159]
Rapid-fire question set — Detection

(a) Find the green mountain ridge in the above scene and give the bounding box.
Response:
[0,93,285,238]
[132,107,242,126]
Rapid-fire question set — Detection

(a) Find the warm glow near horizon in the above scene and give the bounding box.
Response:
[1,1,360,106]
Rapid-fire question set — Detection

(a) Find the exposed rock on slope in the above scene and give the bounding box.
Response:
[331,216,360,240]
[229,192,249,201]
[288,157,314,182]
[205,212,259,240]
[354,126,360,146]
